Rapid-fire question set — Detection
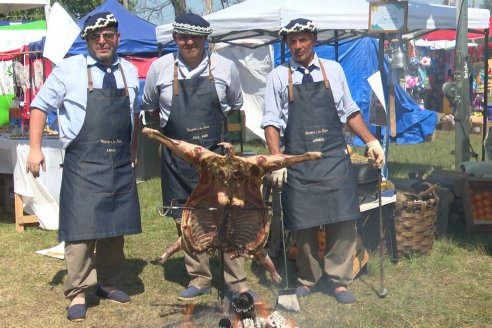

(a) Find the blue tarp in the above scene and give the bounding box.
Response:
[274,37,437,145]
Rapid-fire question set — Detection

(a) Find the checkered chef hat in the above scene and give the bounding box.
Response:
[278,18,317,38]
[81,12,118,39]
[173,12,213,35]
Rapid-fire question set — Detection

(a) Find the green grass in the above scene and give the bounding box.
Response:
[0,130,491,327]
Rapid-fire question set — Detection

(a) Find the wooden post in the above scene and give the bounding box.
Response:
[14,193,38,232]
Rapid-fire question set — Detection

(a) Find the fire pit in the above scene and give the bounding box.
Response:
[158,291,297,327]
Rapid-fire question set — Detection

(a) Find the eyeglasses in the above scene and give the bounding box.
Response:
[175,34,206,42]
[87,32,116,41]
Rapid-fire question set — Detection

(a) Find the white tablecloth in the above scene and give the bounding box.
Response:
[0,136,63,230]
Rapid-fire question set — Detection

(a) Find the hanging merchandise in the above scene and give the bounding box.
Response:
[419,56,432,68]
[472,63,485,94]
[0,60,14,96]
[405,75,418,89]
[0,60,15,126]
[12,59,31,129]
[33,59,44,90]
[13,60,30,93]
[415,67,430,94]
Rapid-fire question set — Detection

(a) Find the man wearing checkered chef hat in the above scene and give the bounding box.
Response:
[172,12,213,35]
[142,12,254,301]
[278,17,318,38]
[28,10,141,321]
[262,18,386,305]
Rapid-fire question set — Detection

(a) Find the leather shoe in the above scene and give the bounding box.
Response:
[334,290,356,304]
[66,304,87,321]
[95,286,131,303]
[178,285,212,300]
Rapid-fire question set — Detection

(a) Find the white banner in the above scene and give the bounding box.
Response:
[43,2,80,65]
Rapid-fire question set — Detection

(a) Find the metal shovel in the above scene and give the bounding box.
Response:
[274,188,301,312]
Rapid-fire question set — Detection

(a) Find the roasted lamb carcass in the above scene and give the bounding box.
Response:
[143,127,322,263]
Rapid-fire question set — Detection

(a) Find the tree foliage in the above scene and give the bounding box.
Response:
[0,0,136,21]
[0,0,243,24]
[481,0,492,10]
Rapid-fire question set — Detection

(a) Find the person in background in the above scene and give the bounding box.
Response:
[142,13,254,300]
[26,12,141,321]
[262,18,384,304]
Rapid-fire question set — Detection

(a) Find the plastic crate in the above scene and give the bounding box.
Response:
[464,177,492,232]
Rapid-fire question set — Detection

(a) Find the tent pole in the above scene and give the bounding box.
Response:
[377,34,386,143]
[280,40,286,64]
[335,30,339,62]
[455,0,471,168]
[482,27,489,161]
[378,33,389,179]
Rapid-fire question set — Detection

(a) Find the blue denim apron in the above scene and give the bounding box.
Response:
[282,62,360,230]
[161,57,228,218]
[58,63,141,241]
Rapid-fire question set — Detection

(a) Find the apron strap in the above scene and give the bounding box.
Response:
[288,64,294,103]
[318,60,330,89]
[173,56,213,95]
[118,63,129,97]
[205,55,223,142]
[288,61,331,103]
[173,61,179,97]
[208,55,214,80]
[87,66,94,92]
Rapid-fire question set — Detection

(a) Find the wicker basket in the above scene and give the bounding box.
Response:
[394,184,439,256]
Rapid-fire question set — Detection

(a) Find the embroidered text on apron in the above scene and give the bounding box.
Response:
[282,62,360,230]
[161,57,227,218]
[58,62,141,242]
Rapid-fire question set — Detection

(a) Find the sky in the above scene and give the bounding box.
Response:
[411,0,484,6]
[143,0,488,26]
[138,0,227,25]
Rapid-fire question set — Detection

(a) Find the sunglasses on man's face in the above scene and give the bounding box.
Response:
[87,31,116,41]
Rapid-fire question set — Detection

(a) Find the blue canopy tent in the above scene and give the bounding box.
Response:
[68,0,158,56]
[273,37,438,145]
[29,0,178,55]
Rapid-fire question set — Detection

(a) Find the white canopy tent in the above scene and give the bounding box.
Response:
[156,0,491,46]
[0,1,52,53]
[0,0,50,19]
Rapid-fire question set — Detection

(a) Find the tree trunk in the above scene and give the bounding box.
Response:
[171,0,187,16]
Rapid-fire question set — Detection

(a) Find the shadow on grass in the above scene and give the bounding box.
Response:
[49,258,147,305]
[49,269,67,288]
[160,257,188,288]
[444,228,492,257]
[387,162,447,179]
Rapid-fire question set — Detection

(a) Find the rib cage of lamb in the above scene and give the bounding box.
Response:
[143,127,322,261]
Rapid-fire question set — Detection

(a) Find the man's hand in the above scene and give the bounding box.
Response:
[365,140,385,169]
[266,167,287,189]
[26,148,46,178]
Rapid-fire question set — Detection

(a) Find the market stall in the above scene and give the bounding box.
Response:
[155,0,490,145]
[0,16,53,230]
[0,135,62,231]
